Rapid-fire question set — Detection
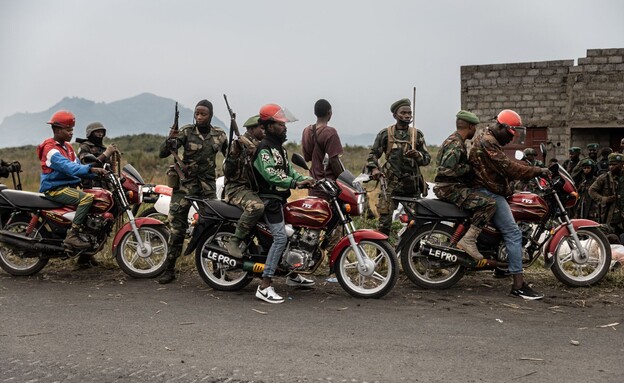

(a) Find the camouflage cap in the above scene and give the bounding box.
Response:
[579,158,595,167]
[587,143,599,150]
[243,115,260,128]
[569,147,581,154]
[456,110,480,125]
[608,153,623,163]
[390,98,411,114]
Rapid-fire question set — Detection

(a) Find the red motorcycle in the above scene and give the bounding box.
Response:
[183,153,398,298]
[0,160,169,277]
[396,146,612,288]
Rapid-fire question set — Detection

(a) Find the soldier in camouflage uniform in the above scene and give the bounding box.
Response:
[77,122,119,189]
[157,99,228,284]
[469,109,550,300]
[573,158,599,220]
[596,147,613,176]
[433,111,496,260]
[222,115,265,258]
[512,148,544,192]
[562,147,582,179]
[589,153,624,236]
[366,98,430,236]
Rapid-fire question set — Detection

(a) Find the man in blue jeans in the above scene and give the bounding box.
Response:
[469,109,550,300]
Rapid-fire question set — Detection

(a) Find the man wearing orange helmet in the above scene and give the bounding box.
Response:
[37,110,108,250]
[252,104,314,303]
[469,109,550,300]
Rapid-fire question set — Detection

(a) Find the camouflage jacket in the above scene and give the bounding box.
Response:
[468,129,542,196]
[252,134,308,201]
[78,140,107,188]
[223,131,261,193]
[588,171,624,224]
[159,124,227,183]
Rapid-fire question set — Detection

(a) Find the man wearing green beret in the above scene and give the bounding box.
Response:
[596,147,613,176]
[433,110,496,260]
[573,158,599,220]
[589,153,624,237]
[587,143,599,162]
[366,98,431,237]
[222,115,267,258]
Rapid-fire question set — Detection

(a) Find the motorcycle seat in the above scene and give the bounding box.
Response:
[415,199,471,219]
[201,200,243,220]
[0,189,64,210]
[0,184,7,191]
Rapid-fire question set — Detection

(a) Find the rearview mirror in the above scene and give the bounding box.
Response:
[291,153,309,170]
[514,150,524,161]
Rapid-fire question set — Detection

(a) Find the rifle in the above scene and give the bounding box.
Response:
[167,102,188,181]
[223,94,258,191]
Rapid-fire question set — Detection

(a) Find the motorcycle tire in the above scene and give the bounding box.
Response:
[334,239,398,299]
[194,225,253,291]
[400,223,465,289]
[137,206,168,223]
[0,214,49,276]
[114,225,169,278]
[550,226,612,287]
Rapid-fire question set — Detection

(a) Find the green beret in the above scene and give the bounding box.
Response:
[579,158,595,167]
[608,153,623,163]
[587,143,599,150]
[390,98,411,114]
[569,147,581,154]
[243,115,260,128]
[456,110,480,125]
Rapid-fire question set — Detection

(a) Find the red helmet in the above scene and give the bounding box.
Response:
[47,110,76,129]
[496,109,522,127]
[259,104,289,123]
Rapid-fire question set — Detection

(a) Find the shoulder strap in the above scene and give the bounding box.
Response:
[385,125,395,159]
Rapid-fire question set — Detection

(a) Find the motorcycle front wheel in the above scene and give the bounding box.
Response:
[550,227,612,286]
[0,214,49,276]
[400,223,465,289]
[335,239,397,298]
[115,226,169,278]
[195,225,253,291]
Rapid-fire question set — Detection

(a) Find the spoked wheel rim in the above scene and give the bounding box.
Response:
[336,240,395,296]
[197,231,250,288]
[554,228,611,284]
[117,227,168,275]
[0,217,48,275]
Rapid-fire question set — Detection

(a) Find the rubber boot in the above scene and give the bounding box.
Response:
[225,236,243,258]
[457,226,484,261]
[64,229,90,250]
[158,260,177,284]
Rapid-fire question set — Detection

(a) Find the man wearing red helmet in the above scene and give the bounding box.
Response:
[252,104,314,303]
[469,109,550,300]
[37,110,108,250]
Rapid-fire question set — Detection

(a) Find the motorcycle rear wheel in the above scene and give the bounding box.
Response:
[335,239,398,298]
[195,225,253,291]
[400,223,465,289]
[550,227,612,286]
[115,226,169,278]
[0,214,49,276]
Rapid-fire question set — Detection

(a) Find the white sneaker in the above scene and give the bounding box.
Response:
[286,274,315,287]
[255,286,284,304]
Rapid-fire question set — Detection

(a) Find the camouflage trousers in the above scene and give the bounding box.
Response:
[376,174,420,236]
[167,179,216,261]
[433,183,496,228]
[224,186,265,240]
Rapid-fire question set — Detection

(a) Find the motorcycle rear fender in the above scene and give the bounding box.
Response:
[329,229,388,267]
[184,217,225,255]
[543,219,601,268]
[111,217,166,252]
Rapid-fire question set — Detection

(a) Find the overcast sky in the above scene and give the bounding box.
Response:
[1,0,623,145]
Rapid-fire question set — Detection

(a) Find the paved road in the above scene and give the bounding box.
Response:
[1,267,623,382]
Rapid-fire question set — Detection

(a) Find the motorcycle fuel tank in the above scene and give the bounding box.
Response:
[284,197,332,229]
[507,192,549,222]
[84,188,114,213]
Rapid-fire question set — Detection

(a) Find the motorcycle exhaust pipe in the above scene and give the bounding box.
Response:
[0,230,66,253]
[420,241,498,269]
[201,243,265,273]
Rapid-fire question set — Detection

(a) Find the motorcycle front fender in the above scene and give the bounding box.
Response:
[543,219,601,268]
[329,229,388,267]
[111,217,166,253]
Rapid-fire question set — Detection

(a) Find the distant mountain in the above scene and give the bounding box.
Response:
[0,93,226,148]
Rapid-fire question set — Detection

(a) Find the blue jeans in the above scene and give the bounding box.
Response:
[476,188,523,274]
[262,199,288,279]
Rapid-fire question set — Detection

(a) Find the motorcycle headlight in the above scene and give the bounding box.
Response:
[356,193,367,216]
